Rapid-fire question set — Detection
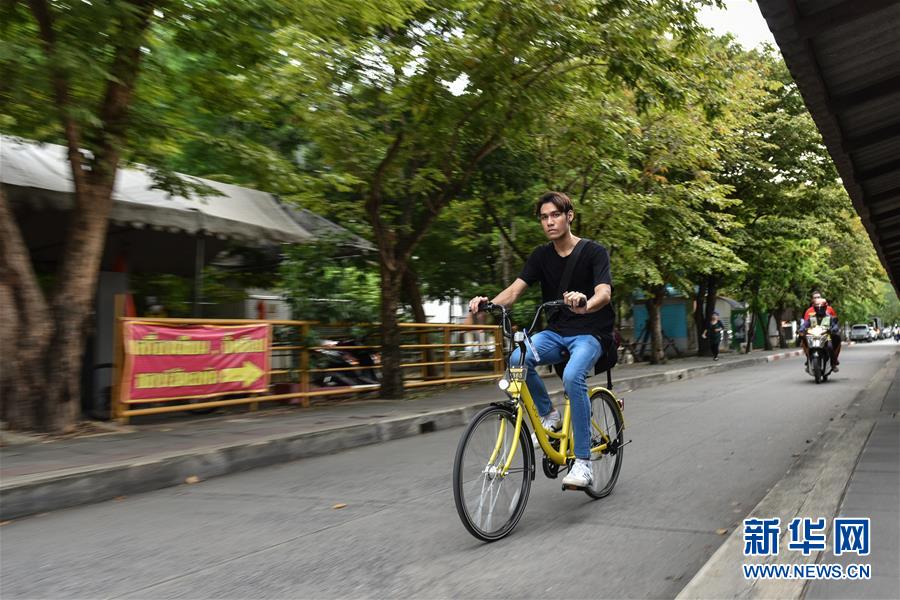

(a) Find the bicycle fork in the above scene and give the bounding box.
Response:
[475,408,526,528]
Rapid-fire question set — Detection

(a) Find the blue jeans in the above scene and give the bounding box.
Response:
[510,330,603,459]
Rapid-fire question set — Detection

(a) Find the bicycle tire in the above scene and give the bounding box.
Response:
[583,390,624,499]
[453,405,533,542]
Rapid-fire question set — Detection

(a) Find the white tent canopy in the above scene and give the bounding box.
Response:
[1,135,314,245]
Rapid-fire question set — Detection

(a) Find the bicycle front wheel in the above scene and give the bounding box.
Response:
[453,405,533,542]
[584,390,624,499]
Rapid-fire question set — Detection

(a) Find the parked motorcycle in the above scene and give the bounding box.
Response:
[335,338,381,385]
[313,339,381,387]
[805,325,833,384]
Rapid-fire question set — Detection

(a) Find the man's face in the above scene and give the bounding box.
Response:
[538,202,572,241]
[812,293,822,304]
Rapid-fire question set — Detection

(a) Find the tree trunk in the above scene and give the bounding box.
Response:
[704,277,718,354]
[762,312,773,351]
[775,309,787,348]
[402,267,438,379]
[47,185,114,430]
[0,183,114,431]
[379,261,405,399]
[705,278,717,329]
[0,188,51,429]
[402,266,427,324]
[647,285,666,365]
[694,278,708,356]
[744,311,754,354]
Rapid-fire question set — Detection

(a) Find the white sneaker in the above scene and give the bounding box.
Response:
[562,459,593,488]
[531,409,561,448]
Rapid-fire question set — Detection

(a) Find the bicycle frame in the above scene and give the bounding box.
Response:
[504,371,620,469]
[477,300,625,475]
[507,371,572,465]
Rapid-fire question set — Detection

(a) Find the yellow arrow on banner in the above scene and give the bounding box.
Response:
[220,361,264,387]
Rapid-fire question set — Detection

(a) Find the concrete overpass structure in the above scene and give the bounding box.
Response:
[757,0,900,293]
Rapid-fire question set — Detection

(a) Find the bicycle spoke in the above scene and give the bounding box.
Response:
[453,406,531,541]
[583,391,623,499]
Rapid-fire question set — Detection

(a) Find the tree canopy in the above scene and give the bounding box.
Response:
[1,0,894,428]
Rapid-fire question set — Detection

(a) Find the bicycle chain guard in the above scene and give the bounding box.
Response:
[540,437,563,479]
[542,456,559,479]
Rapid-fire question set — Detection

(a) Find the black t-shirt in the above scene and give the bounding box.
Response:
[518,240,614,338]
[707,321,725,339]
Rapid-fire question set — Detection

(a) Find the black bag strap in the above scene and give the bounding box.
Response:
[557,238,588,298]
[552,238,617,389]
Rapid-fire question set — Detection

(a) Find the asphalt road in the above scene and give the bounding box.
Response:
[2,341,897,599]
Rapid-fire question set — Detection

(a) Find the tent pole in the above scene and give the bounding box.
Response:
[193,233,205,317]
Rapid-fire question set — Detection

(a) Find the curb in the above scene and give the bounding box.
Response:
[604,349,804,395]
[0,405,485,521]
[0,348,806,520]
[676,349,900,600]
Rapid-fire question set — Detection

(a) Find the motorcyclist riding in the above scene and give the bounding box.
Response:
[799,297,840,373]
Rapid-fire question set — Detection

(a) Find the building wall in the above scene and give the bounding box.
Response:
[632,298,692,352]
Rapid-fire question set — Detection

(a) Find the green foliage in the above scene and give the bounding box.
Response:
[0,0,303,194]
[279,241,380,323]
[129,267,258,317]
[260,0,721,264]
[878,282,900,325]
[3,0,892,358]
[716,52,892,324]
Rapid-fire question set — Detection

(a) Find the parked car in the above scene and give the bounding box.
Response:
[850,324,871,342]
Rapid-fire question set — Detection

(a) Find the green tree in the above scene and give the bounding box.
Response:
[526,36,757,363]
[268,0,719,394]
[718,54,883,350]
[1,0,160,430]
[279,241,381,324]
[0,0,292,430]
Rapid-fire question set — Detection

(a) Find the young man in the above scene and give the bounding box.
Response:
[468,191,613,489]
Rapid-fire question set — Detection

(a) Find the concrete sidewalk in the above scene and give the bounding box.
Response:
[0,346,809,520]
[678,348,899,600]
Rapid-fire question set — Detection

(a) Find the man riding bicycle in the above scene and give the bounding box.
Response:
[468,191,613,490]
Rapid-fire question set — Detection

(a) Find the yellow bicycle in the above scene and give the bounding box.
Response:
[453,300,626,542]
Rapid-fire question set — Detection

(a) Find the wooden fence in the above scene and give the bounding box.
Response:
[112,316,504,422]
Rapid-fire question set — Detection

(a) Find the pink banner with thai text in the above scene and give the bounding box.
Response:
[121,322,271,402]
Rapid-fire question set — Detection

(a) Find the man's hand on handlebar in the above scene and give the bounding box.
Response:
[563,291,589,314]
[471,293,587,315]
[468,296,489,314]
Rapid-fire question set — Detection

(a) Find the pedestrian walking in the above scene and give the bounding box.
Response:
[702,311,725,361]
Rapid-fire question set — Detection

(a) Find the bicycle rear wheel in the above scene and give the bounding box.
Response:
[584,390,624,499]
[453,405,533,542]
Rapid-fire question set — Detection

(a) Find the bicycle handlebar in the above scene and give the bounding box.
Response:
[475,298,585,314]
[473,298,589,370]
[476,300,494,313]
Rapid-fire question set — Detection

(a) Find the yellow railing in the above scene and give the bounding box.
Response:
[112,316,504,422]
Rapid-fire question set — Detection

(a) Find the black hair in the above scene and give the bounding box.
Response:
[534,191,574,217]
